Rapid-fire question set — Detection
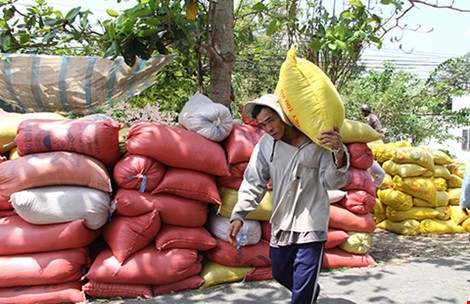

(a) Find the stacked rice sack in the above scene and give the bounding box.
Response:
[0,114,117,303]
[325,141,378,270]
[370,140,470,235]
[84,92,232,299]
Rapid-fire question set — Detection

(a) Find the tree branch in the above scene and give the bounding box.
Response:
[409,0,470,12]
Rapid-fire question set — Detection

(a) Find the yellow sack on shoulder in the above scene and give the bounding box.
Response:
[275,45,344,149]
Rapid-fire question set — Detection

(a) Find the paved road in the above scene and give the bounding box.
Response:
[96,254,470,304]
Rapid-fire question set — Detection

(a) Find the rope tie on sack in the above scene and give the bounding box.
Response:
[201,117,222,137]
[2,140,15,148]
[128,174,147,192]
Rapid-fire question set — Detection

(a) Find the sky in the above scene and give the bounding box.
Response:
[14,0,470,79]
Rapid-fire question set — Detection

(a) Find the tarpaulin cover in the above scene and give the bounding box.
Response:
[0,53,176,115]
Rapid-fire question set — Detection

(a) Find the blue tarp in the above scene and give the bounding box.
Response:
[0,53,176,116]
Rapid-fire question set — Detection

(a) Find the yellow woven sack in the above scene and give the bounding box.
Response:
[217,187,273,221]
[435,206,451,220]
[392,175,437,205]
[392,147,435,173]
[429,149,453,165]
[433,177,447,192]
[436,191,449,206]
[377,188,413,211]
[275,45,344,149]
[447,188,461,205]
[372,198,387,224]
[339,119,381,143]
[376,219,420,235]
[462,218,470,232]
[380,173,393,189]
[413,197,437,208]
[447,162,465,178]
[386,206,440,222]
[419,219,465,234]
[434,165,451,179]
[8,147,19,160]
[448,174,463,188]
[0,112,64,153]
[449,206,470,225]
[370,143,396,163]
[382,160,428,178]
[199,260,254,290]
[338,232,371,254]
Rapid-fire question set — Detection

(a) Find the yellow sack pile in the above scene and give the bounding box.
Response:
[274,45,344,149]
[368,140,469,235]
[217,187,273,221]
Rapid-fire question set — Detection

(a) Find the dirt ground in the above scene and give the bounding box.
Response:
[368,228,470,265]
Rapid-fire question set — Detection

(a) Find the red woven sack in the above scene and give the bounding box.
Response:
[155,224,217,251]
[83,280,153,299]
[113,154,166,192]
[0,247,89,287]
[16,118,121,167]
[260,220,271,241]
[223,123,264,164]
[326,228,350,249]
[205,238,271,267]
[0,151,112,197]
[103,209,161,263]
[339,189,377,215]
[322,248,377,269]
[246,266,273,281]
[152,167,221,204]
[341,167,376,197]
[346,142,374,170]
[86,246,202,285]
[125,122,229,176]
[114,189,208,227]
[0,281,86,304]
[152,275,204,296]
[0,215,100,255]
[329,204,376,233]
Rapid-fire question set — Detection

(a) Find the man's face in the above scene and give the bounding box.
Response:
[255,107,286,140]
[361,110,368,117]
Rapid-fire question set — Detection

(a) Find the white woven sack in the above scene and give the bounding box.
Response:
[11,186,112,230]
[327,190,347,204]
[178,91,233,142]
[206,212,261,246]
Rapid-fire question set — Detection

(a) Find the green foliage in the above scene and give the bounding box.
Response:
[0,0,100,55]
[341,62,470,146]
[100,0,196,66]
[247,0,402,90]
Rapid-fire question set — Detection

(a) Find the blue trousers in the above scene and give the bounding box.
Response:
[270,242,325,304]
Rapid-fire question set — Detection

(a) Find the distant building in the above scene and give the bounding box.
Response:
[427,95,470,162]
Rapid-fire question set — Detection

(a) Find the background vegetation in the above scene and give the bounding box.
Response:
[0,0,469,146]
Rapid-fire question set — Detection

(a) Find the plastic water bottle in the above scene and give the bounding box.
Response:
[236,233,247,249]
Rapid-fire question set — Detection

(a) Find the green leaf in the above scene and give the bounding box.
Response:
[308,40,323,51]
[65,7,81,22]
[123,42,136,66]
[349,0,364,7]
[335,40,348,50]
[127,7,153,19]
[106,9,120,18]
[43,18,59,27]
[252,2,268,11]
[266,20,277,36]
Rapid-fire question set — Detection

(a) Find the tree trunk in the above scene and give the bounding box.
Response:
[208,0,234,108]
